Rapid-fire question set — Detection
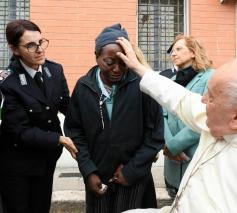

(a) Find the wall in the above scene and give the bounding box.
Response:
[190,0,236,68]
[30,0,137,91]
[30,0,236,91]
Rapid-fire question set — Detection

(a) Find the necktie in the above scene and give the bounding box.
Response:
[34,72,45,95]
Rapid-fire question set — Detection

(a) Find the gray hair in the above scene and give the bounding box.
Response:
[224,81,237,109]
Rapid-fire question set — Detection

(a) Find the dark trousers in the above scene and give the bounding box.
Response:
[86,175,157,213]
[0,171,54,213]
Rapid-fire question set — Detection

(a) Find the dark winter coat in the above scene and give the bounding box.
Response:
[0,59,70,175]
[64,65,164,184]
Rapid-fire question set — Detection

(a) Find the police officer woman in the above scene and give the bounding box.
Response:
[0,20,78,213]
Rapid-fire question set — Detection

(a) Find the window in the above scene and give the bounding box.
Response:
[138,0,185,71]
[0,0,29,69]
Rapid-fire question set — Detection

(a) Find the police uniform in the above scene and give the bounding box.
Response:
[0,70,8,213]
[0,58,70,213]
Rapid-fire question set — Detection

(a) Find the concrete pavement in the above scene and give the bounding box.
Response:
[50,149,173,212]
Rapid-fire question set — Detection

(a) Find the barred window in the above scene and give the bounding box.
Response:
[138,0,185,71]
[0,0,29,69]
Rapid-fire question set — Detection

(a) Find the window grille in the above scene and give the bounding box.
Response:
[0,0,29,69]
[138,0,184,71]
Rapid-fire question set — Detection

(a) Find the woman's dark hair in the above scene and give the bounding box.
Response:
[6,19,41,47]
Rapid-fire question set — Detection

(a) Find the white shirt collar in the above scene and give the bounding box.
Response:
[20,60,42,78]
[96,68,110,98]
[223,134,237,145]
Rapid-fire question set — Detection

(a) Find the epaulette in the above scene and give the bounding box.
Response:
[0,69,12,83]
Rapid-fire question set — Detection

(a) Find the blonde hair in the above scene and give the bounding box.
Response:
[173,34,212,71]
[133,45,151,69]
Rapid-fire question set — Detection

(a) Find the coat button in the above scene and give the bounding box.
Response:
[46,106,50,110]
[48,120,52,123]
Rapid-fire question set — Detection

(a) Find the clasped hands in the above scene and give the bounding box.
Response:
[163,145,190,162]
[86,164,129,197]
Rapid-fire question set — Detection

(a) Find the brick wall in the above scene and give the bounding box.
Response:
[190,0,236,68]
[30,0,236,90]
[30,0,137,91]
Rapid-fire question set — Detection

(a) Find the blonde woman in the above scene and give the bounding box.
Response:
[163,34,213,195]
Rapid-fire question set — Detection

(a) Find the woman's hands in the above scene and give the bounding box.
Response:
[86,173,108,197]
[163,145,190,162]
[59,136,78,159]
[109,164,129,186]
[86,165,130,197]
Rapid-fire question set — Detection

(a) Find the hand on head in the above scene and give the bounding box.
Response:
[116,37,148,77]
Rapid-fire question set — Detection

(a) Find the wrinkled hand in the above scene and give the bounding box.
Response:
[109,164,129,186]
[86,173,107,197]
[163,146,189,162]
[116,37,147,76]
[59,136,78,159]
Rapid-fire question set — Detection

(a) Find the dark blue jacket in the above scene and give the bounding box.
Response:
[0,59,70,175]
[64,66,164,184]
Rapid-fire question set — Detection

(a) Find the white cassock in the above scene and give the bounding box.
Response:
[123,70,237,213]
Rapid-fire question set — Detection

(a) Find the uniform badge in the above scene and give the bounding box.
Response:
[0,69,12,83]
[44,66,52,78]
[19,74,27,85]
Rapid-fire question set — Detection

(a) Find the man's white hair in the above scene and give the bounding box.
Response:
[225,81,237,109]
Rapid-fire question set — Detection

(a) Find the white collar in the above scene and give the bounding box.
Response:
[96,68,110,98]
[20,60,42,78]
[223,134,237,145]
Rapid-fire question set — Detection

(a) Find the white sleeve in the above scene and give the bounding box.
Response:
[140,70,187,115]
[140,70,208,133]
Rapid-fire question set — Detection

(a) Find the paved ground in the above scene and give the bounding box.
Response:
[50,150,173,212]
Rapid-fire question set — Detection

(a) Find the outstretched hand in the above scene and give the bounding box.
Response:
[59,136,78,159]
[116,37,147,77]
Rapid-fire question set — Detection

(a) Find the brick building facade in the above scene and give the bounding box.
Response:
[0,0,236,90]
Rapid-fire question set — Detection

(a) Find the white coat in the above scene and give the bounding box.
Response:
[124,71,237,213]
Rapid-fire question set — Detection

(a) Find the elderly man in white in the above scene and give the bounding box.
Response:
[116,37,237,213]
